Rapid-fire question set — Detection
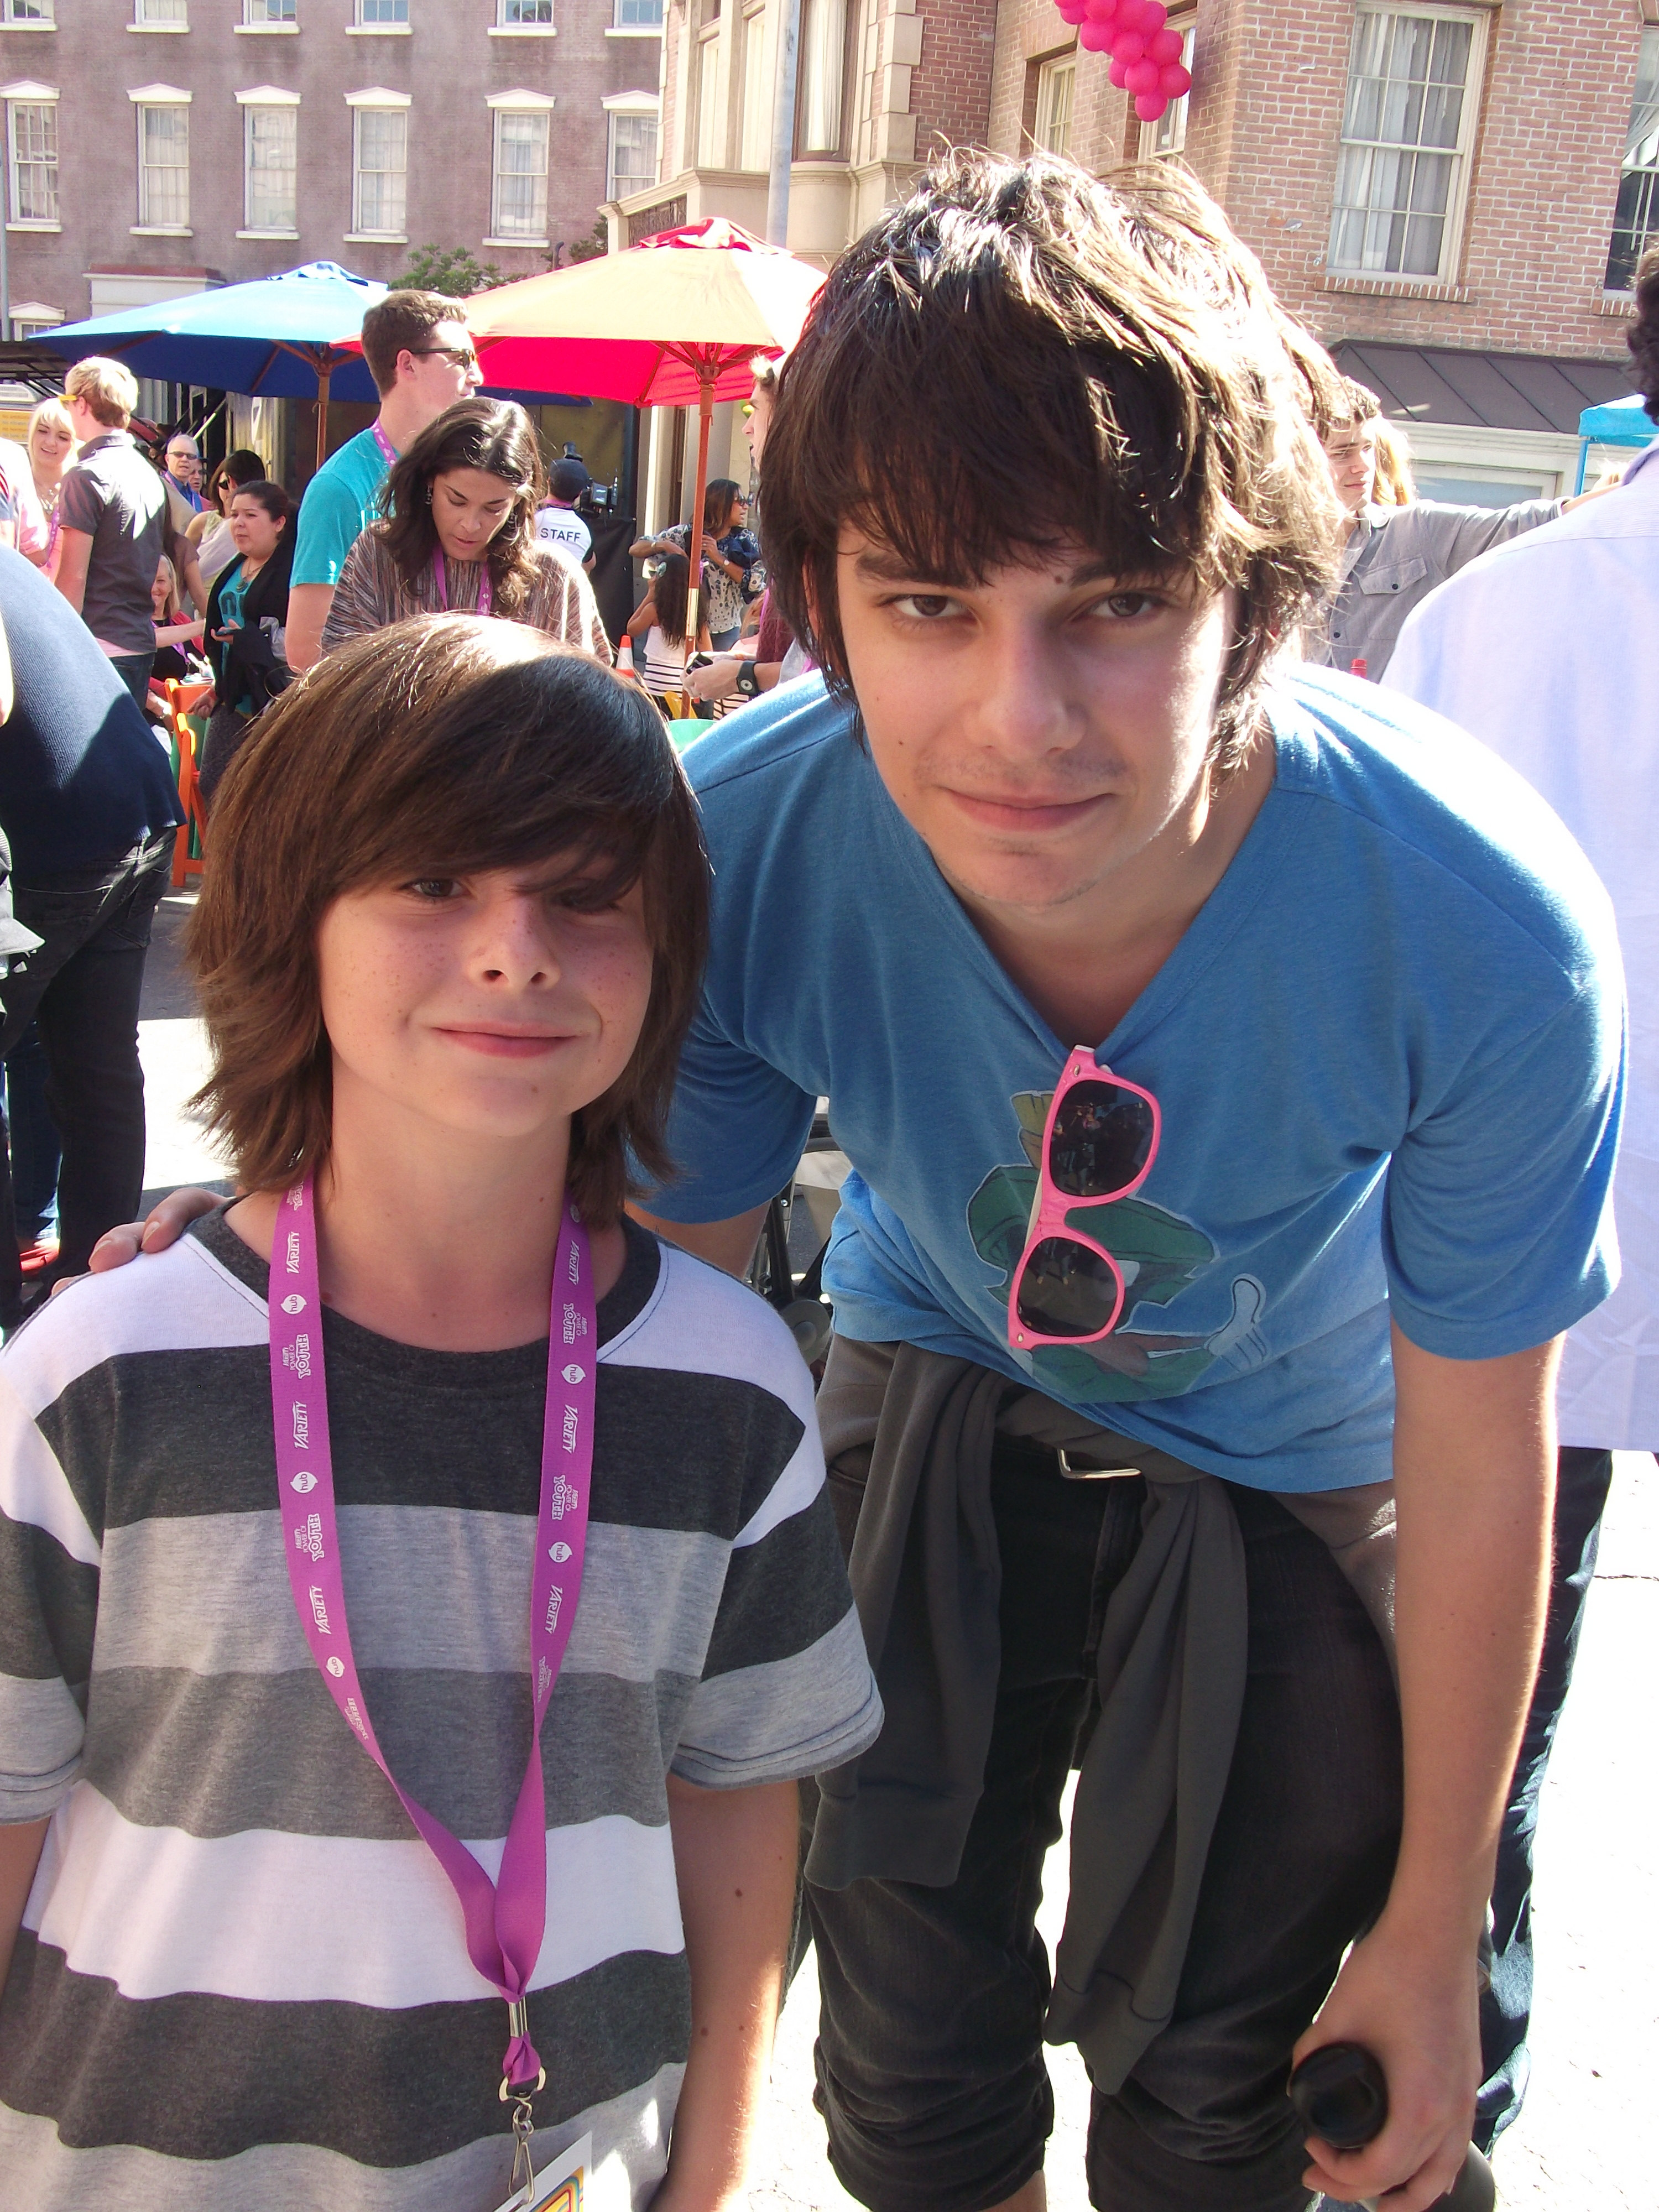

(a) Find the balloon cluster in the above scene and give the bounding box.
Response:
[1053,0,1192,123]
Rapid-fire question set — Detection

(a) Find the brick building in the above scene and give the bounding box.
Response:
[0,0,665,481]
[622,0,1653,526]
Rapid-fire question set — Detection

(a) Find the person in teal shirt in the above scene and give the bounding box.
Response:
[285,289,480,671]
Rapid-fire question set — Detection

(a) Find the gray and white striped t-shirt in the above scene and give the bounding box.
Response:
[0,1212,880,2212]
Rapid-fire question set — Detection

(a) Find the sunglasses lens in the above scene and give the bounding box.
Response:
[1047,1081,1155,1199]
[1015,1237,1120,1339]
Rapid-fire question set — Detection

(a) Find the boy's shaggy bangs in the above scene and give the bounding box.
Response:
[188,617,709,1222]
[763,151,1343,770]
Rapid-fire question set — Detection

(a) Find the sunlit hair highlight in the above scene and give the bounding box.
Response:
[188,617,709,1224]
[762,150,1343,774]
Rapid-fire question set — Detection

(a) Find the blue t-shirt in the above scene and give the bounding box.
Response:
[652,668,1625,1492]
[290,426,390,591]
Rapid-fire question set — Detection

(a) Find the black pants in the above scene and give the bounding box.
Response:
[806,1456,1402,2212]
[0,831,173,1318]
[108,651,154,711]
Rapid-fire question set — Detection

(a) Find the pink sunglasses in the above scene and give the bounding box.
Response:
[1007,1046,1162,1353]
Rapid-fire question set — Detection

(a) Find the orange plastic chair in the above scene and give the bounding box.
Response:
[162,677,213,888]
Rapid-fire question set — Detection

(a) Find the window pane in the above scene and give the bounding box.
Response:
[246,105,296,229]
[799,0,845,153]
[359,0,408,20]
[740,8,768,171]
[611,111,658,199]
[503,0,553,20]
[494,110,547,235]
[1605,28,1659,289]
[696,32,719,166]
[8,101,59,223]
[617,0,664,23]
[140,105,189,227]
[1329,7,1473,276]
[2,1,56,22]
[1036,61,1074,158]
[355,108,406,232]
[246,0,296,19]
[138,0,189,20]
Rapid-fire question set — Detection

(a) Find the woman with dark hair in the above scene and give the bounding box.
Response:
[188,448,269,588]
[623,550,711,710]
[199,481,295,805]
[631,477,763,649]
[319,397,610,661]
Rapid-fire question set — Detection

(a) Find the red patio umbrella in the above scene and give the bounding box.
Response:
[459,220,826,635]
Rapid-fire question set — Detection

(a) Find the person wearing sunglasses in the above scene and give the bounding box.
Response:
[87,158,1624,2212]
[283,291,482,675]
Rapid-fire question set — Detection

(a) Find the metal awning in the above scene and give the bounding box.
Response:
[1328,341,1635,434]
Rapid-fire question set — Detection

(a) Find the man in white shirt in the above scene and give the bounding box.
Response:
[1384,242,1659,2153]
[535,457,594,571]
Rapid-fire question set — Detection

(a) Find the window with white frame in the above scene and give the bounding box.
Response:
[608,103,657,200]
[244,0,295,20]
[1033,56,1074,159]
[6,93,57,222]
[615,0,663,23]
[694,18,719,166]
[137,97,190,227]
[492,107,549,238]
[244,101,297,229]
[1328,6,1485,281]
[353,103,406,232]
[1,2,55,24]
[797,0,844,154]
[134,0,189,23]
[1141,17,1194,157]
[11,302,61,337]
[499,0,552,22]
[1606,27,1659,294]
[739,2,767,171]
[357,0,408,22]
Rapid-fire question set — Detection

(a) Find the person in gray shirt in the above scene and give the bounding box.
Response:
[1310,377,1569,678]
[53,358,168,709]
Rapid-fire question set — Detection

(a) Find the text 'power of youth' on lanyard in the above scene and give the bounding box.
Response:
[269,1177,593,2187]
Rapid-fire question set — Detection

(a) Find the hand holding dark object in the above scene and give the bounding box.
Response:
[1288,2044,1495,2211]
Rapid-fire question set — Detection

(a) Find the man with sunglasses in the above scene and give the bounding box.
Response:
[283,291,482,672]
[633,158,1621,2212]
[104,159,1623,2212]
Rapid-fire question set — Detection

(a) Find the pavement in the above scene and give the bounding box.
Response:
[135,890,1657,2212]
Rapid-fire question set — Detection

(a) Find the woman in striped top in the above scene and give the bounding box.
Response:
[623,551,711,710]
[319,398,611,665]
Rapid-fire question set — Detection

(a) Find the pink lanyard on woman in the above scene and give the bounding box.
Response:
[269,1175,593,2158]
[433,547,493,616]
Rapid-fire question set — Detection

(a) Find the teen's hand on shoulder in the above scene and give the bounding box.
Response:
[1293,1910,1480,2209]
[73,1186,225,1278]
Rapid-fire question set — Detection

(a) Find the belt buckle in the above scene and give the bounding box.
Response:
[1056,1448,1141,1481]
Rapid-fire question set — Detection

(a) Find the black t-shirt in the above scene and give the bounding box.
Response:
[0,547,182,877]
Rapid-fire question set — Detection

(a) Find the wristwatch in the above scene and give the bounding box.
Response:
[734,664,760,698]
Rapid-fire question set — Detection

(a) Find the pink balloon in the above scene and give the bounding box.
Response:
[1114,0,1151,26]
[1113,27,1147,61]
[1125,56,1161,93]
[1139,0,1169,33]
[1079,18,1113,48]
[1149,25,1184,64]
[1083,0,1119,18]
[1055,0,1088,20]
[1108,55,1131,87]
[1134,91,1167,121]
[1160,61,1192,96]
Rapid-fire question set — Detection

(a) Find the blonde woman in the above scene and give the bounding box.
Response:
[25,399,76,571]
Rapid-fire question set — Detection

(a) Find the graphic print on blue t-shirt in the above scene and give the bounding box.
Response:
[968,1084,1267,1404]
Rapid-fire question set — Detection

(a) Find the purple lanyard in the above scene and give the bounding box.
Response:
[432,547,494,617]
[371,419,399,471]
[269,1175,594,2106]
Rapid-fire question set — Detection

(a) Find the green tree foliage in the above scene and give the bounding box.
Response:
[391,245,505,299]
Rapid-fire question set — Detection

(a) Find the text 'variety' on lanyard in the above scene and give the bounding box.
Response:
[269,1175,593,2183]
[433,547,493,617]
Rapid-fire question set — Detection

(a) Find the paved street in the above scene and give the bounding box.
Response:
[137,891,1657,2212]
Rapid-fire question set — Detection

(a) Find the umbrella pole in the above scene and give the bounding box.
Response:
[314,362,332,476]
[685,363,716,645]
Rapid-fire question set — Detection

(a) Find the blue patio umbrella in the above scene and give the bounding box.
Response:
[1573,390,1655,491]
[39,262,387,469]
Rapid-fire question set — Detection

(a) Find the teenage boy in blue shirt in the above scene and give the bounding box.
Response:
[106,157,1624,2212]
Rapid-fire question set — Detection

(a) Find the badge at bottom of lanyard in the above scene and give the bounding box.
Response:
[491,2127,592,2212]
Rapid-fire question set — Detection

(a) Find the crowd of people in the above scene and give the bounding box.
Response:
[0,147,1653,2212]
